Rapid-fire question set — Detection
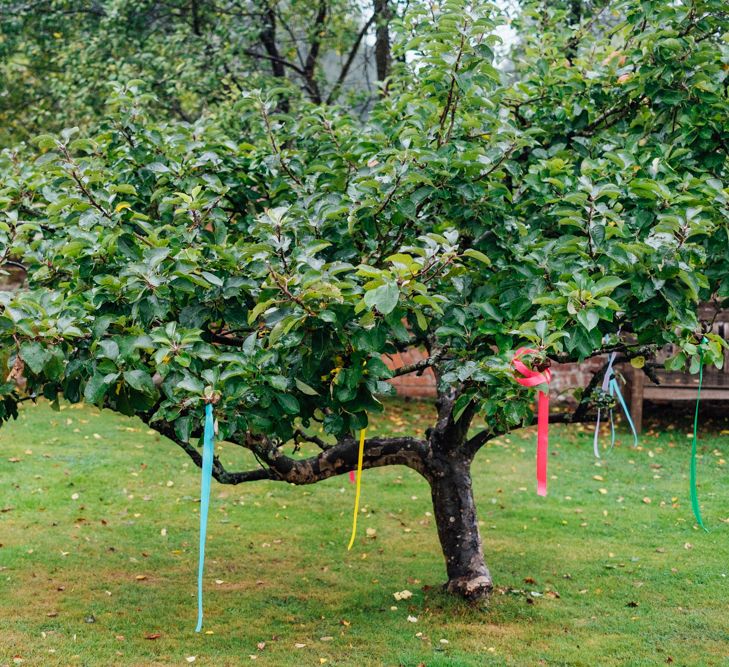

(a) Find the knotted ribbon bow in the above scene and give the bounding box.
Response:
[512,347,552,496]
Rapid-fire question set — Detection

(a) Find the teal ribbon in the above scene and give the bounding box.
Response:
[609,377,639,448]
[690,342,708,532]
[196,403,215,632]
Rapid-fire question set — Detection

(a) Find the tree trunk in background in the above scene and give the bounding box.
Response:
[373,0,391,87]
[259,7,289,112]
[428,456,493,600]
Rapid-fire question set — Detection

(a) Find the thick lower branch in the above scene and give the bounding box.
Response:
[251,435,429,484]
[148,416,428,485]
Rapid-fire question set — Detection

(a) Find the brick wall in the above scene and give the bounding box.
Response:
[384,348,606,404]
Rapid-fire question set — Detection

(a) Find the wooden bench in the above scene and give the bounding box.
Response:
[628,310,729,432]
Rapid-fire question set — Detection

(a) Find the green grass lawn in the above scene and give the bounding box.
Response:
[1,400,729,666]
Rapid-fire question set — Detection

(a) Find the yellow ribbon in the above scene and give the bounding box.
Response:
[347,428,367,550]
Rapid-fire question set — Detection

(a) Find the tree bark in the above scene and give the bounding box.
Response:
[427,456,492,600]
[373,0,391,86]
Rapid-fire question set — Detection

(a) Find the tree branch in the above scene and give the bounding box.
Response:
[146,414,428,485]
[326,12,377,104]
[390,347,447,377]
[293,428,331,450]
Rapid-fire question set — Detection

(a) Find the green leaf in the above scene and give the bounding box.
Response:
[84,372,110,404]
[19,342,51,375]
[295,378,319,395]
[276,393,300,415]
[593,276,624,296]
[177,376,205,393]
[201,271,223,287]
[463,248,491,266]
[175,416,193,443]
[123,370,156,396]
[364,282,399,315]
[576,309,599,332]
[268,375,288,391]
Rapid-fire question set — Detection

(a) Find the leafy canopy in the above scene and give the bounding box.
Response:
[0,0,727,448]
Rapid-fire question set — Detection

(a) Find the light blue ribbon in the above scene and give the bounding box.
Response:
[196,403,215,632]
[610,377,638,448]
[593,351,638,458]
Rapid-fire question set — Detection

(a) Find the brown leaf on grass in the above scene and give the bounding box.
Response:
[135,575,147,580]
[145,633,162,640]
[523,577,537,584]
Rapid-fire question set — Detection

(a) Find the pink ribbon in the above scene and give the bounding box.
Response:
[512,347,552,497]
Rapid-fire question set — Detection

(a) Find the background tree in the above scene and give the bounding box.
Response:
[0,0,727,599]
[0,0,397,144]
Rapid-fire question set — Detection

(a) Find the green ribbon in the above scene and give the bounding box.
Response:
[690,339,708,532]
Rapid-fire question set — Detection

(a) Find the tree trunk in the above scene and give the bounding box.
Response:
[373,0,391,85]
[428,457,492,600]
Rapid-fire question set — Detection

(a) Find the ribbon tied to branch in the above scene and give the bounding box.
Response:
[512,347,552,497]
[593,351,639,458]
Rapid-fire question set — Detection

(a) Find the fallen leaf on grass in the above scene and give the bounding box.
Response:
[135,575,147,581]
[145,633,162,640]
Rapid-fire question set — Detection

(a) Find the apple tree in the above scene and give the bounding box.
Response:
[0,0,727,598]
